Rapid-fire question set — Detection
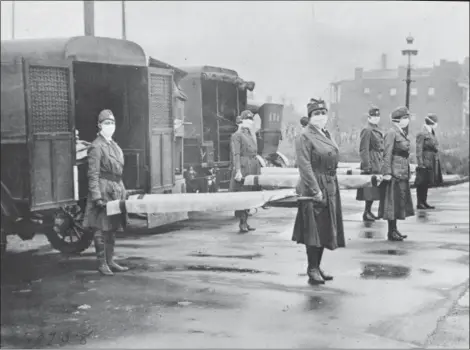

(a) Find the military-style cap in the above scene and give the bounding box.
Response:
[391,106,409,120]
[425,113,438,124]
[307,98,327,116]
[98,109,115,123]
[300,116,309,127]
[240,110,254,120]
[369,106,380,117]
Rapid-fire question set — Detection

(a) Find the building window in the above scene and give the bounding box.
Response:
[364,87,370,94]
[337,85,341,103]
[428,87,435,96]
[390,88,397,96]
[411,88,418,96]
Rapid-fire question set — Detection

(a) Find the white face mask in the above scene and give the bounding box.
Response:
[100,124,116,139]
[309,114,328,129]
[368,116,380,125]
[398,118,409,129]
[242,119,254,129]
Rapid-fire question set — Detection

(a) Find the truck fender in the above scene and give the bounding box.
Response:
[275,152,289,167]
[1,181,20,219]
[256,155,267,167]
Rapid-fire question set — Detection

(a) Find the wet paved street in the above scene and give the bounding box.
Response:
[1,183,469,348]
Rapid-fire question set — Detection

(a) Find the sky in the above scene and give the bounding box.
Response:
[1,1,469,111]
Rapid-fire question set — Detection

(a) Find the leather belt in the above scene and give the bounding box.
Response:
[392,149,410,159]
[101,172,122,182]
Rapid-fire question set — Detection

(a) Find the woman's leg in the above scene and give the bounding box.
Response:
[306,245,325,285]
[387,220,403,241]
[317,247,333,281]
[105,231,128,272]
[94,230,113,276]
[423,186,435,209]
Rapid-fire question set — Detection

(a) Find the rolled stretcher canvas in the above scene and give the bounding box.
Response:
[106,189,296,216]
[244,174,383,190]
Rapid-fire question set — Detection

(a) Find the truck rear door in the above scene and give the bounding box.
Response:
[147,66,175,193]
[23,59,76,211]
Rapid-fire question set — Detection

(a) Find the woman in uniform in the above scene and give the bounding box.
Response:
[83,109,129,276]
[415,113,443,209]
[230,110,261,233]
[293,98,345,285]
[357,107,384,221]
[378,106,415,241]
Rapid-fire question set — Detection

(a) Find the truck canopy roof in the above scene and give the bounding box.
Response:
[1,36,147,67]
[180,65,255,91]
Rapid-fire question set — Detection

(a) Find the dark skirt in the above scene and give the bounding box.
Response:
[356,187,381,201]
[414,163,443,188]
[378,178,415,220]
[292,198,346,251]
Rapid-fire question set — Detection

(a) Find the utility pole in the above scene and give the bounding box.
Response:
[11,0,16,39]
[121,1,127,40]
[83,1,95,36]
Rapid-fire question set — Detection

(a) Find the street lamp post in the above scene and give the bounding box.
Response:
[401,34,418,110]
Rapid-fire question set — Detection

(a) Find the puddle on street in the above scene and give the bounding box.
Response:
[188,253,263,260]
[185,265,271,274]
[360,262,411,279]
[359,222,384,239]
[417,211,429,222]
[305,295,327,311]
[366,249,408,256]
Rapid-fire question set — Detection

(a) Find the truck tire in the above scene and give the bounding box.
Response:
[44,205,93,255]
[1,228,6,255]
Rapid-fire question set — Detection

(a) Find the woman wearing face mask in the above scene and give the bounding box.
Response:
[414,113,443,209]
[229,110,261,233]
[83,109,128,276]
[292,98,345,285]
[378,106,415,241]
[356,107,384,222]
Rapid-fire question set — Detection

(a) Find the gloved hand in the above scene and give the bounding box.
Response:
[312,191,323,202]
[95,199,107,209]
[234,170,243,182]
[383,174,392,181]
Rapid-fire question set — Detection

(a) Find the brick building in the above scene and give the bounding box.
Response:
[329,55,470,134]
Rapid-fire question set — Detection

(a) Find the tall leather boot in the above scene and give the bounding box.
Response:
[245,210,256,231]
[417,186,427,209]
[238,210,249,233]
[306,246,325,285]
[94,230,113,276]
[105,232,129,272]
[387,220,404,241]
[423,187,435,209]
[318,247,333,281]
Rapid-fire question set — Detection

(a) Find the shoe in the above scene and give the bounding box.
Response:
[246,224,256,231]
[387,230,404,242]
[105,233,129,272]
[369,212,380,220]
[424,203,435,209]
[319,268,333,281]
[307,268,325,285]
[417,203,427,210]
[94,233,114,276]
[362,212,375,222]
[395,229,408,239]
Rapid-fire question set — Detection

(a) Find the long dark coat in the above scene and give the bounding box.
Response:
[414,125,443,187]
[83,134,127,232]
[229,127,261,192]
[292,125,345,251]
[357,124,384,201]
[378,125,415,220]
